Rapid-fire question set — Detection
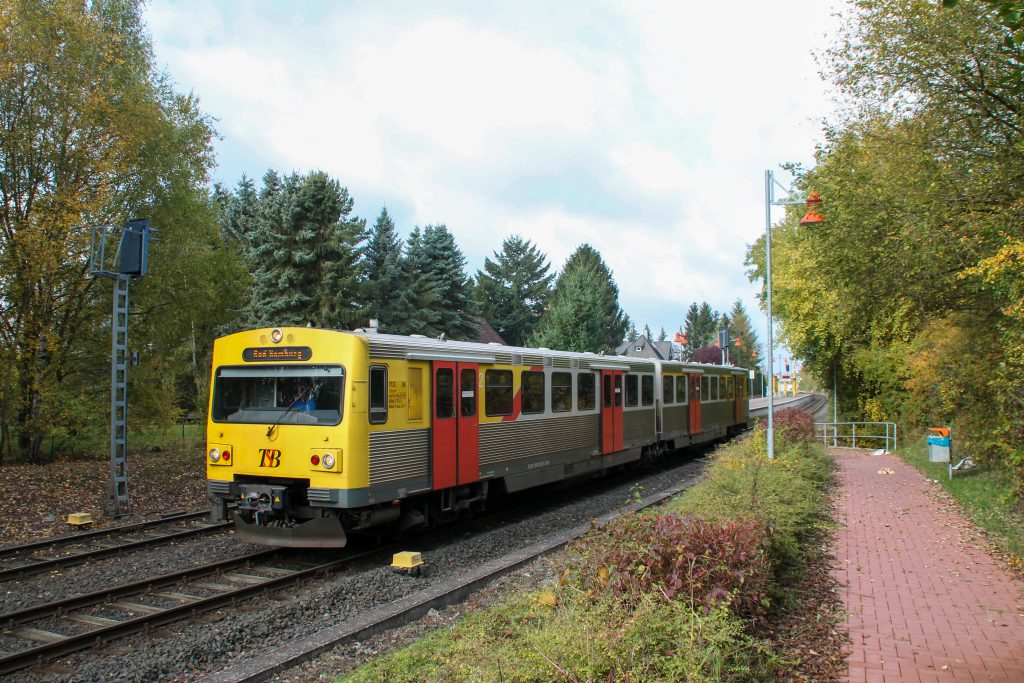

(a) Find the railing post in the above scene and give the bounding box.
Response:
[852,422,857,449]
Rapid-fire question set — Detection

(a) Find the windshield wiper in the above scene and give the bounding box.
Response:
[266,395,303,438]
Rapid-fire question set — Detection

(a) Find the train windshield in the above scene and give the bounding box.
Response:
[211,365,344,425]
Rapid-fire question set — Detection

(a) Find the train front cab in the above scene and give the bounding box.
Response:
[205,327,371,547]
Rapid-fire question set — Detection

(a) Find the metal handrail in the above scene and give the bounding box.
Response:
[815,421,897,452]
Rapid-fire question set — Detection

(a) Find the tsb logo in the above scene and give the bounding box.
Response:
[259,449,282,468]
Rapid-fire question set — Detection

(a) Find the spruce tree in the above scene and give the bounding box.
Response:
[728,298,760,371]
[534,244,629,353]
[363,207,404,328]
[530,266,608,352]
[228,170,366,329]
[388,227,444,336]
[474,235,554,346]
[420,224,476,339]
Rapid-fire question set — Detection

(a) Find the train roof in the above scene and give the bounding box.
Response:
[346,328,746,374]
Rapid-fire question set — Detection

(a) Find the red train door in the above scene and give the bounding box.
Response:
[432,361,480,490]
[689,373,702,435]
[457,364,479,484]
[601,370,624,454]
[432,362,457,489]
[734,375,744,424]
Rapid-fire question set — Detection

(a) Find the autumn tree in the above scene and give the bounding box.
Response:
[0,0,236,461]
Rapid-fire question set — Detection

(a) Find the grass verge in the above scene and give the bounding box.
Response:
[898,441,1024,571]
[341,411,841,682]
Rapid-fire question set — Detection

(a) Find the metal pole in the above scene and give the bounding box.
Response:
[765,170,775,459]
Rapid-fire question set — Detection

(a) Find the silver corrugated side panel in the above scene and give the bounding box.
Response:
[479,414,600,465]
[369,428,430,485]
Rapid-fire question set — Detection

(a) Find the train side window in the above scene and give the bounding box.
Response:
[551,372,572,413]
[676,374,687,404]
[461,368,477,417]
[522,371,545,414]
[641,375,654,406]
[369,365,388,424]
[663,375,674,405]
[408,368,423,420]
[602,373,612,408]
[701,375,710,401]
[485,369,513,416]
[435,368,455,418]
[727,376,735,400]
[711,376,719,401]
[578,372,596,410]
[625,374,639,407]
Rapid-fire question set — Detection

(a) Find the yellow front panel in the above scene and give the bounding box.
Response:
[206,327,370,490]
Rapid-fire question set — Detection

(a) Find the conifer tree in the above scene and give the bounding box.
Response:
[474,235,554,346]
[229,170,366,328]
[533,244,629,352]
[363,207,404,328]
[531,266,609,352]
[419,224,476,339]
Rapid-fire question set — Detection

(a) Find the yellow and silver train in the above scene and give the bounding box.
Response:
[205,327,751,547]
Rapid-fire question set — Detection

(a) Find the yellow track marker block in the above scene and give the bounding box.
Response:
[67,512,93,526]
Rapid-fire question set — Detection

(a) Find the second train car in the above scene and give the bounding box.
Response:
[205,327,750,547]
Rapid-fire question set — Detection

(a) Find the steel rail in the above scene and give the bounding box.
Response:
[0,545,386,676]
[0,514,232,582]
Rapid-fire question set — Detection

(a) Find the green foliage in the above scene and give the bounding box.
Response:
[748,0,1024,496]
[532,244,629,353]
[0,0,231,462]
[223,170,366,329]
[672,426,833,579]
[343,587,776,683]
[474,235,554,346]
[361,207,404,328]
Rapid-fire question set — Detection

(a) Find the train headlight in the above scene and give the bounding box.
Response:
[322,454,336,469]
[208,448,221,462]
[270,328,283,343]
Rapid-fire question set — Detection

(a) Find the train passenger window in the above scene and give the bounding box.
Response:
[727,376,735,400]
[711,376,720,401]
[625,374,639,407]
[614,374,622,407]
[602,374,612,408]
[551,372,572,413]
[435,368,455,419]
[578,373,596,410]
[676,375,687,404]
[485,369,513,416]
[369,365,388,424]
[461,368,477,417]
[641,376,654,406]
[408,367,423,421]
[522,371,545,414]
[663,376,674,405]
[701,375,710,401]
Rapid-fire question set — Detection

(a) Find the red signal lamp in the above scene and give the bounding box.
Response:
[674,331,685,343]
[799,191,824,226]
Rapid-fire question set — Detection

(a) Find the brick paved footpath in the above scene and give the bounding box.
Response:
[831,450,1024,682]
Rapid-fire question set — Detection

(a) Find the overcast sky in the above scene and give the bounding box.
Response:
[146,0,842,359]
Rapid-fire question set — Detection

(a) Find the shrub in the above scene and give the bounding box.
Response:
[565,513,771,621]
[759,407,816,446]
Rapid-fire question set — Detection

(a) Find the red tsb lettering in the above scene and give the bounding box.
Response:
[259,449,282,467]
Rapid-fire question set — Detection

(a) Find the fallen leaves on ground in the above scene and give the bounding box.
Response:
[1,442,208,545]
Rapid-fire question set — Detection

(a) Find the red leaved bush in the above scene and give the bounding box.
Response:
[568,513,771,619]
[761,407,816,444]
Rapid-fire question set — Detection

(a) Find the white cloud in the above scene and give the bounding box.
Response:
[146,0,843,352]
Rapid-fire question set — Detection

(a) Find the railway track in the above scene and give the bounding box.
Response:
[0,545,384,676]
[0,510,231,582]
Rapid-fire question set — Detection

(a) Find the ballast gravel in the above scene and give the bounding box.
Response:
[10,450,710,683]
